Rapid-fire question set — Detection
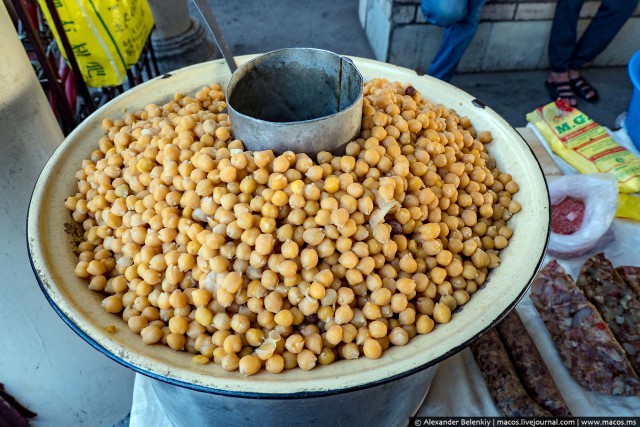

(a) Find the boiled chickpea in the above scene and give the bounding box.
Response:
[68,79,520,375]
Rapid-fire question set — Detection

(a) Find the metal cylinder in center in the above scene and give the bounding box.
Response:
[226,48,363,156]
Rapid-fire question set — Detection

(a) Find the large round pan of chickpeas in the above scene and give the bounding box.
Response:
[27,56,550,397]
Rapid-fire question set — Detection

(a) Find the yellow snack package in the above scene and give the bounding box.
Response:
[527,100,640,193]
[38,0,154,87]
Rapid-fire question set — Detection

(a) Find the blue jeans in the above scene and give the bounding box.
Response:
[421,0,486,81]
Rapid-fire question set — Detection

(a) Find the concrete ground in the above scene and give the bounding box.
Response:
[190,0,375,61]
[193,0,634,130]
[451,67,632,130]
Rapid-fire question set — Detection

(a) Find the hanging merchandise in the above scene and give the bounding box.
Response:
[38,0,154,87]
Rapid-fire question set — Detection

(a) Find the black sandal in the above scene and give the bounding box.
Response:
[570,76,599,103]
[545,80,577,106]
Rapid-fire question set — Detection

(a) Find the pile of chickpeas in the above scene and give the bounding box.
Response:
[66,78,521,376]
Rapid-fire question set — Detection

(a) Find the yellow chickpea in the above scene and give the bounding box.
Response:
[433,302,452,324]
[239,355,262,377]
[416,315,435,334]
[363,338,383,359]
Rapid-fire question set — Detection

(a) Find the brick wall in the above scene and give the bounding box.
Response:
[359,0,640,72]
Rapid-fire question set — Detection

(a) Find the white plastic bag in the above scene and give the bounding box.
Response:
[547,173,618,258]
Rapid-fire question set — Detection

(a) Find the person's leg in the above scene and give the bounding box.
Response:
[570,0,639,69]
[421,0,467,27]
[548,0,584,73]
[546,0,584,106]
[421,0,486,82]
[566,0,637,101]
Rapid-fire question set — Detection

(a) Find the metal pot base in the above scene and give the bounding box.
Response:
[149,366,437,427]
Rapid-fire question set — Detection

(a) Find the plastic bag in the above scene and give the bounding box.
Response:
[548,173,618,258]
[38,0,154,87]
[527,100,640,193]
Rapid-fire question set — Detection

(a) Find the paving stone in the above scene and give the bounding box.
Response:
[458,23,493,72]
[393,5,417,23]
[537,35,551,69]
[196,0,375,59]
[388,24,443,71]
[483,21,551,70]
[514,2,556,20]
[481,3,516,21]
